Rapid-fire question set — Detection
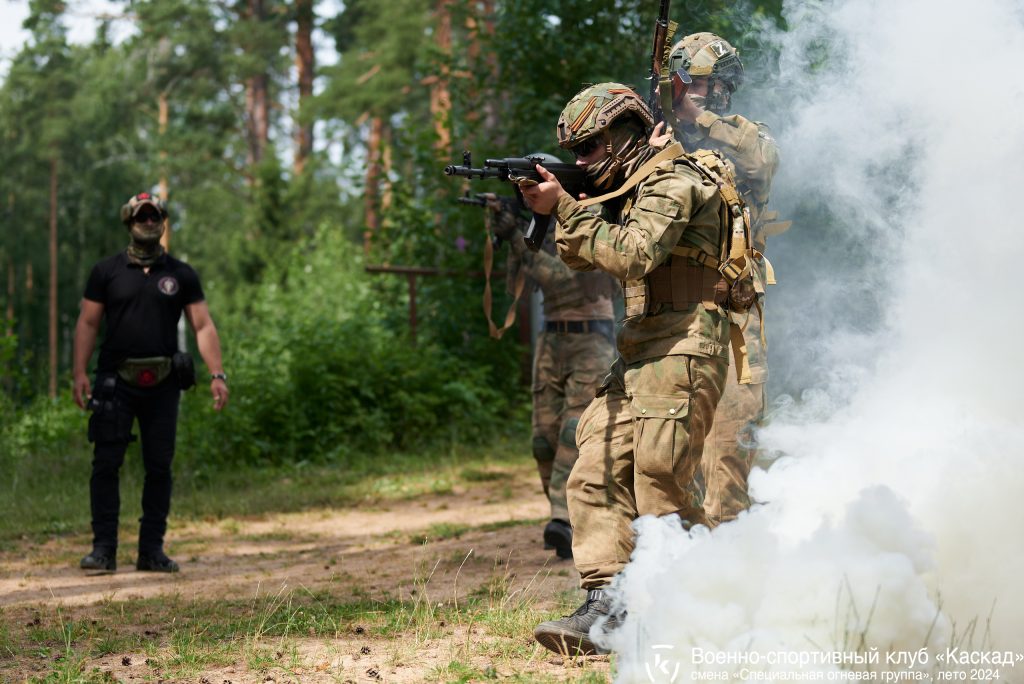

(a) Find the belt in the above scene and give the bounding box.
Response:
[545,319,614,336]
[117,356,172,388]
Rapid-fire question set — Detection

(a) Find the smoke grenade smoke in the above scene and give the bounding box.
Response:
[607,0,1024,680]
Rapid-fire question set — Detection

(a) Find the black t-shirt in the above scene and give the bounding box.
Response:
[84,251,205,372]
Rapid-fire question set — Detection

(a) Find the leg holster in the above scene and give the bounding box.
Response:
[87,374,135,444]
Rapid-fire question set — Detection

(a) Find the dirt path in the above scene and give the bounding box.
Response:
[0,463,611,683]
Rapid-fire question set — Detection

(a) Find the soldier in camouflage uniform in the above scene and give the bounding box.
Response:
[487,177,617,560]
[653,33,781,525]
[521,83,750,656]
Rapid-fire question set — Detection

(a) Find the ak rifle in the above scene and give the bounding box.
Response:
[443,151,586,252]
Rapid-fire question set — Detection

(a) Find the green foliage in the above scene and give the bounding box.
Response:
[318,0,431,121]
[172,223,521,467]
[0,0,784,471]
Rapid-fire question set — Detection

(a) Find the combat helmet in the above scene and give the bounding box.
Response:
[556,83,654,191]
[667,32,744,113]
[556,83,654,151]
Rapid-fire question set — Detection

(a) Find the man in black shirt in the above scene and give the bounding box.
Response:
[72,192,229,573]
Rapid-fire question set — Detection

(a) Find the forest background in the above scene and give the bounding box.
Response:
[0,0,785,537]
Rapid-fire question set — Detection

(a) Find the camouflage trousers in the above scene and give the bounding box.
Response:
[567,353,728,590]
[532,329,616,522]
[700,370,766,525]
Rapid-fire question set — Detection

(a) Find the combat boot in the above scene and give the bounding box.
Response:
[543,519,573,559]
[80,547,117,572]
[136,550,179,573]
[534,588,620,656]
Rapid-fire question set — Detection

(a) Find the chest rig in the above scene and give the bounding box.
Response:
[577,143,762,380]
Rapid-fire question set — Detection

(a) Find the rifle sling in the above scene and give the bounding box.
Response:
[482,211,526,340]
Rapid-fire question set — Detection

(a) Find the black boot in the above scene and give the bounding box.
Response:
[80,547,117,572]
[543,519,573,559]
[136,550,179,573]
[534,588,620,655]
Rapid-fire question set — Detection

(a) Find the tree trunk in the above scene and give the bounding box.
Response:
[48,157,58,398]
[479,0,503,145]
[428,0,453,153]
[380,122,393,214]
[244,0,270,167]
[364,116,383,257]
[159,91,171,251]
[293,0,315,175]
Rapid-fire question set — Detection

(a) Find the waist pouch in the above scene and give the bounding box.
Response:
[117,356,172,388]
[172,352,196,391]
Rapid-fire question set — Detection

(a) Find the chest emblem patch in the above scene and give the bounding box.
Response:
[157,276,179,296]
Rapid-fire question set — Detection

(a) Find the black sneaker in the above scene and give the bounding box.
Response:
[80,549,117,572]
[543,519,573,559]
[534,588,620,656]
[136,551,179,573]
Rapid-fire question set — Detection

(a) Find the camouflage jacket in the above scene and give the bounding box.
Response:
[681,111,779,245]
[496,209,616,320]
[679,111,779,384]
[553,157,730,365]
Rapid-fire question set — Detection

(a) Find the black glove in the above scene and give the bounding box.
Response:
[489,204,522,241]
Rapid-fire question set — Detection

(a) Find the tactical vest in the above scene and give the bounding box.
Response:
[579,143,754,320]
[578,142,762,380]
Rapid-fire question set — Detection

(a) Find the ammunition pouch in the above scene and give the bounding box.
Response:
[87,374,135,445]
[623,259,727,321]
[117,357,172,388]
[172,352,196,391]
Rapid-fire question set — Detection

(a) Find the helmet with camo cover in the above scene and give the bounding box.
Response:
[556,83,655,191]
[556,83,654,150]
[668,32,744,113]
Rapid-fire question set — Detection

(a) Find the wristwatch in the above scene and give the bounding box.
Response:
[210,372,228,383]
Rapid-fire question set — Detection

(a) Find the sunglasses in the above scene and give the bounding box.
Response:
[134,211,163,224]
[570,136,603,160]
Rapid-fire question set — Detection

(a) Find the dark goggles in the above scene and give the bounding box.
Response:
[570,136,603,159]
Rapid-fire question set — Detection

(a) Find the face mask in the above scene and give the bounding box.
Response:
[126,216,165,265]
[130,221,164,246]
[584,119,649,192]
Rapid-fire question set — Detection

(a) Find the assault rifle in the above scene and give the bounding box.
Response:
[444,151,586,252]
[647,0,689,126]
[455,192,523,248]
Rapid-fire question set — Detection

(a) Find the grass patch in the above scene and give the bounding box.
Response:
[459,467,514,482]
[408,517,544,546]
[0,430,530,542]
[0,578,607,683]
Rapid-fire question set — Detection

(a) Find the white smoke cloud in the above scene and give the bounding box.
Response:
[607,0,1024,680]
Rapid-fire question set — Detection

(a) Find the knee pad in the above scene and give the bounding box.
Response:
[559,416,580,449]
[532,436,556,463]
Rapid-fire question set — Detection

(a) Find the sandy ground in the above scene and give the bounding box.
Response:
[0,465,612,683]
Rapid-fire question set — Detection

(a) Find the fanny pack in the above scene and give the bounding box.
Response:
[117,357,172,387]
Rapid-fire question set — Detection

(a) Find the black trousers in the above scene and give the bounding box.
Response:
[88,375,180,554]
